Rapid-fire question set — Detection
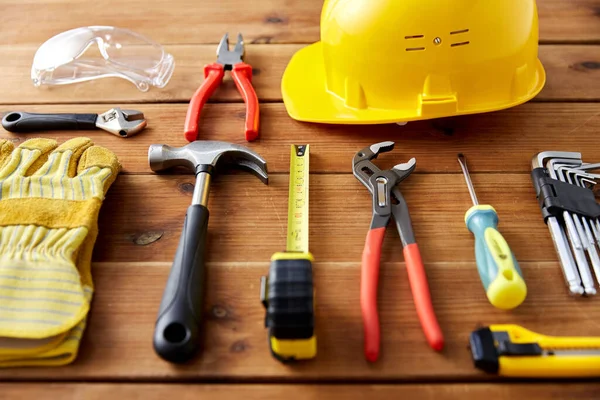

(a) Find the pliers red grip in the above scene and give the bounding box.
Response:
[184,33,259,142]
[354,142,444,362]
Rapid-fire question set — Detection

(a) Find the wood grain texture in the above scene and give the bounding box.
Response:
[2,384,600,399]
[0,174,594,381]
[0,1,599,45]
[93,174,558,264]
[538,0,600,43]
[2,103,599,174]
[1,44,599,104]
[0,260,597,380]
[0,0,599,393]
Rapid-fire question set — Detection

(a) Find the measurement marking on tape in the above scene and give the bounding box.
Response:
[286,145,309,253]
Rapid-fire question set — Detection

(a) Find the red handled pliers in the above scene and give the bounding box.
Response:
[353,142,444,362]
[184,33,259,142]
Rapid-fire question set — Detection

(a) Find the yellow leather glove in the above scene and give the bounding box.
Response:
[0,137,120,366]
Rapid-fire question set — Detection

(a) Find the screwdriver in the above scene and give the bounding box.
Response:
[457,154,527,310]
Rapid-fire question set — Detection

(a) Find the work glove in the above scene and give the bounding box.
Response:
[0,137,120,366]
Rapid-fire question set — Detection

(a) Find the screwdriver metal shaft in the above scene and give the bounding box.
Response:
[458,153,479,205]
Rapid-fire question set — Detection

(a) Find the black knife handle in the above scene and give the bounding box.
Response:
[1,111,98,133]
[153,204,209,363]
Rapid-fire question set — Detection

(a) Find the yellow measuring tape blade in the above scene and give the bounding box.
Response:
[286,144,309,253]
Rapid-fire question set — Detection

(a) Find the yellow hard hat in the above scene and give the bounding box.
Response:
[282,0,546,124]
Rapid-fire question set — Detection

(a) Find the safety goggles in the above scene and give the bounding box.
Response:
[31,26,174,92]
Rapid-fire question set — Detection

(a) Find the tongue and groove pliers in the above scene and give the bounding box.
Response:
[184,33,259,142]
[353,141,444,362]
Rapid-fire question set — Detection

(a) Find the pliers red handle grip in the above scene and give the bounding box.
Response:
[362,229,444,362]
[231,63,260,141]
[353,142,444,363]
[184,62,259,142]
[361,227,385,362]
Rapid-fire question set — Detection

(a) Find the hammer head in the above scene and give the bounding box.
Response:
[148,141,268,183]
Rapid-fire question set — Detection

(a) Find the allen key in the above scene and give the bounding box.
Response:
[546,158,596,295]
[532,152,584,295]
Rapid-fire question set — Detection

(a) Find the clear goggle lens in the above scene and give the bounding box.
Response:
[31,26,174,92]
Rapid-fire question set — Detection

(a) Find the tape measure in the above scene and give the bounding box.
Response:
[287,145,309,253]
[260,144,316,362]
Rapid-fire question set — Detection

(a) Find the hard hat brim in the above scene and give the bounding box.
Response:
[281,42,546,124]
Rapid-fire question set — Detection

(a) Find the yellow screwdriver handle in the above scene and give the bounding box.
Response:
[466,205,527,309]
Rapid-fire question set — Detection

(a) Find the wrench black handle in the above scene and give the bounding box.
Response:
[153,204,209,363]
[1,111,98,133]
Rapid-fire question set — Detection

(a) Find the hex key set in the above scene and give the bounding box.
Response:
[532,152,600,295]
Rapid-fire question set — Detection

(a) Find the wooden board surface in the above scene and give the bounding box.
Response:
[1,103,600,174]
[0,260,597,380]
[0,0,599,398]
[1,0,600,45]
[89,174,573,264]
[1,45,599,104]
[2,384,600,400]
[0,175,597,380]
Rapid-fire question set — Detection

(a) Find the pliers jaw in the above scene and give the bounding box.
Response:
[353,141,416,191]
[353,141,417,230]
[216,33,245,70]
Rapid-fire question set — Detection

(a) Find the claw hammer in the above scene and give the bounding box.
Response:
[148,141,268,363]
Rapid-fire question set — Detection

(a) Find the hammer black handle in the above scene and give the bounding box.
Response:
[153,204,209,363]
[2,111,98,132]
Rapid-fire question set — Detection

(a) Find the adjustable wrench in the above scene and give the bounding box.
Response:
[2,108,146,138]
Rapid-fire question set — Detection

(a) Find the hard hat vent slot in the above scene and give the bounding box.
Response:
[405,34,426,51]
[451,41,470,47]
[450,29,470,47]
